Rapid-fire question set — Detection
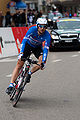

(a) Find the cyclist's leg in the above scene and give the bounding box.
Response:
[31,55,42,74]
[11,42,33,82]
[25,54,42,83]
[24,47,43,83]
[11,59,24,83]
[6,42,31,94]
[30,47,43,74]
[10,42,33,82]
[6,58,24,95]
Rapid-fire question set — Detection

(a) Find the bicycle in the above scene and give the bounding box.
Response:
[9,57,39,107]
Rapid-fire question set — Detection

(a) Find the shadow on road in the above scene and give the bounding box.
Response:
[16,96,72,109]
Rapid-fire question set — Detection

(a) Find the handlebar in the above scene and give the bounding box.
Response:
[21,57,40,66]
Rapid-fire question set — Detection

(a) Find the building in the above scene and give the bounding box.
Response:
[25,0,38,10]
[0,0,10,15]
[52,0,80,14]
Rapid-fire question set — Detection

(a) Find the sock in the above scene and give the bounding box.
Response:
[9,83,14,87]
[28,71,32,75]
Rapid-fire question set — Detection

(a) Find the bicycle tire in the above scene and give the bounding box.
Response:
[13,88,23,107]
[10,87,16,101]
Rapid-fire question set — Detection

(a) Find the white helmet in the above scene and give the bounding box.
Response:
[36,18,47,25]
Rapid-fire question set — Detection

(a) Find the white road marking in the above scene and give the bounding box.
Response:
[71,54,79,57]
[6,74,12,77]
[52,59,62,63]
[0,58,17,62]
[78,51,80,54]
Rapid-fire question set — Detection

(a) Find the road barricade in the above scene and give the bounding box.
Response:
[0,27,29,58]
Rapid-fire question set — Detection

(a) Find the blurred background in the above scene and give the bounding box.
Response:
[0,0,80,27]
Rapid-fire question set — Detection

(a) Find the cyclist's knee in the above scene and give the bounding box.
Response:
[17,59,24,70]
[38,55,42,64]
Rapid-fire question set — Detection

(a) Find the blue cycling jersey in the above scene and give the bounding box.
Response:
[20,26,51,62]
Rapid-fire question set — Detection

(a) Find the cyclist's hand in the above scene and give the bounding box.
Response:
[41,62,45,70]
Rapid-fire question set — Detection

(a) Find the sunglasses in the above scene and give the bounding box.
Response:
[38,24,47,29]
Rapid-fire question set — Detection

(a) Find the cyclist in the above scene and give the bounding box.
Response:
[6,17,51,95]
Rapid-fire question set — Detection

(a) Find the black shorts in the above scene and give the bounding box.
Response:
[18,42,43,61]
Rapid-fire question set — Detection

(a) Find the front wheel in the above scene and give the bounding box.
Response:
[12,88,23,107]
[10,87,16,101]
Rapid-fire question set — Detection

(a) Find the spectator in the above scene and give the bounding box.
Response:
[12,9,20,27]
[32,9,37,23]
[37,10,43,19]
[69,13,72,18]
[5,11,12,27]
[73,13,77,17]
[19,9,26,27]
[65,12,69,17]
[0,11,4,27]
[27,9,35,26]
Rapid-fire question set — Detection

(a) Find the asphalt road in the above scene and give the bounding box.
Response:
[0,50,80,120]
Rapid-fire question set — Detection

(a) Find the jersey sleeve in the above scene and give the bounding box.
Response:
[42,33,51,63]
[25,26,35,37]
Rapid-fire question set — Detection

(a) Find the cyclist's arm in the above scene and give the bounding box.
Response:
[42,34,51,63]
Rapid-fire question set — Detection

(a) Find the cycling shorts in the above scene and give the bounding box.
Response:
[18,42,43,61]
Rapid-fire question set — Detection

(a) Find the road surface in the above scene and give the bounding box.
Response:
[0,51,80,120]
